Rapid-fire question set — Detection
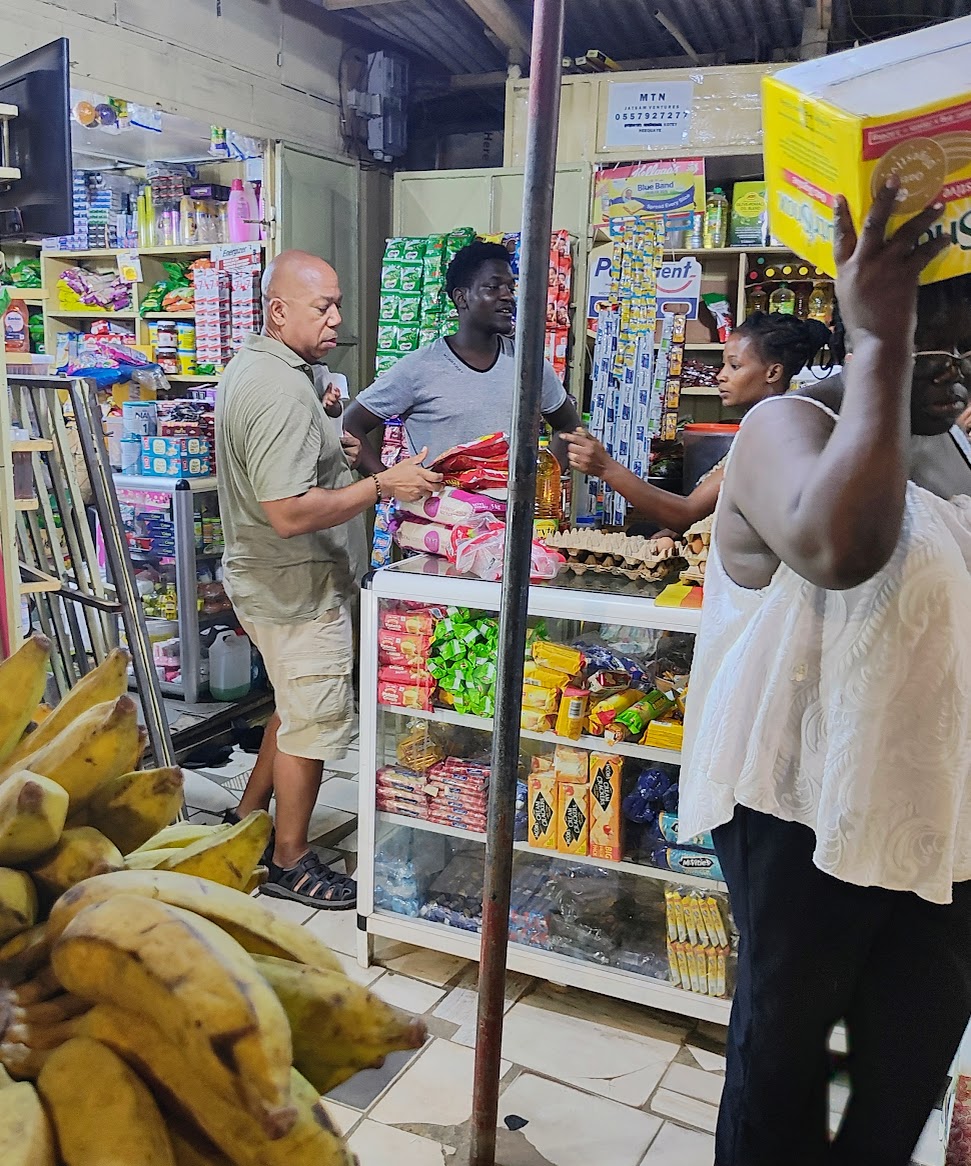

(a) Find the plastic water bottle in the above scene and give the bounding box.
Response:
[209,631,252,701]
[227,179,260,243]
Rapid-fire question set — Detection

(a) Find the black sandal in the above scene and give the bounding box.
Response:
[259,850,357,911]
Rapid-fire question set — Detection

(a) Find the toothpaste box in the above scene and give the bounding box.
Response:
[763,16,971,283]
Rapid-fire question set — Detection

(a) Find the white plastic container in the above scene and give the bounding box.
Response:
[209,630,252,701]
[227,179,260,243]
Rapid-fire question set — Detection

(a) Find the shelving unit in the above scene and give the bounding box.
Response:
[357,556,731,1027]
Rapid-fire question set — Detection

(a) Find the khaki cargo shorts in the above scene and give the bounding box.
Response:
[239,605,354,761]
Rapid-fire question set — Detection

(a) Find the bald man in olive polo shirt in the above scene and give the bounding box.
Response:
[216,250,441,909]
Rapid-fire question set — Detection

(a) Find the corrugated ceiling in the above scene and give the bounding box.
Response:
[331,0,971,77]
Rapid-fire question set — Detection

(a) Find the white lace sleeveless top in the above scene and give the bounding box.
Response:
[678,396,971,904]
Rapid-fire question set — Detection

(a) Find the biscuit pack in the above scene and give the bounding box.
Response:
[763,16,971,284]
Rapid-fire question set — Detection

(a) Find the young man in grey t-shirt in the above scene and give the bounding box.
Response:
[344,241,581,469]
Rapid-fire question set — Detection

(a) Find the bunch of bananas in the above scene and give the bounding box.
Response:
[0,636,426,1164]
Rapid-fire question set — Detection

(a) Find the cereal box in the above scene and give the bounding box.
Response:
[763,16,971,284]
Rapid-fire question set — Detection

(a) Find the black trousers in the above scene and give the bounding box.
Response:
[713,805,971,1166]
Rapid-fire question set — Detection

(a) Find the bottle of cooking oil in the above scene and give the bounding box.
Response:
[703,188,729,249]
[746,284,769,317]
[769,282,796,316]
[534,437,562,541]
[807,281,834,325]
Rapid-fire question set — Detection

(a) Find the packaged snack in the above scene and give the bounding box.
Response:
[523,660,571,690]
[589,752,623,862]
[521,709,555,733]
[377,665,435,688]
[588,689,643,730]
[606,690,676,743]
[532,641,585,676]
[700,895,730,949]
[377,682,434,711]
[692,944,709,995]
[667,939,682,987]
[643,721,685,751]
[674,941,691,989]
[658,811,714,850]
[665,889,688,943]
[682,892,704,945]
[652,847,724,883]
[380,609,437,636]
[556,782,589,856]
[521,685,560,713]
[554,685,589,741]
[553,745,588,784]
[396,485,506,526]
[396,723,443,772]
[377,630,434,665]
[528,772,558,850]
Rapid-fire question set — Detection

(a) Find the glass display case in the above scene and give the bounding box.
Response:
[357,555,735,1026]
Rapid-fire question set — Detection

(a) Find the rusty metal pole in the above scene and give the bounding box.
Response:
[469,3,565,1163]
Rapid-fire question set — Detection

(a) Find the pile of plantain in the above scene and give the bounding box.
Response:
[0,636,426,1165]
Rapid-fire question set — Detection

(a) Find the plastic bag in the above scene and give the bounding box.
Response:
[451,522,565,582]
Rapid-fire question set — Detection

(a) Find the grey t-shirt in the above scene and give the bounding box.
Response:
[355,337,568,463]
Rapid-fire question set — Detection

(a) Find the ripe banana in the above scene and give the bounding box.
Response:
[46,870,342,971]
[0,923,51,988]
[0,1080,56,1164]
[0,772,69,866]
[4,648,130,770]
[28,827,124,902]
[0,870,37,946]
[52,894,296,1137]
[244,865,269,894]
[159,810,272,891]
[73,767,184,854]
[125,849,177,870]
[132,822,226,853]
[80,1005,355,1166]
[255,954,427,1093]
[169,1123,234,1166]
[5,697,142,807]
[13,966,60,1006]
[0,636,51,766]
[38,1036,175,1165]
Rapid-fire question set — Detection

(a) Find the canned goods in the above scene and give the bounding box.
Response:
[176,322,196,351]
[178,352,197,375]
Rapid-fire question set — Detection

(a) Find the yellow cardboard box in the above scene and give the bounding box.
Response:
[589,752,623,862]
[556,781,589,857]
[763,16,971,283]
[527,772,558,851]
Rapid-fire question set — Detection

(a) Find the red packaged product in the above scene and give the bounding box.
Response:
[380,610,436,635]
[430,432,509,472]
[377,630,434,664]
[377,682,434,711]
[377,664,436,688]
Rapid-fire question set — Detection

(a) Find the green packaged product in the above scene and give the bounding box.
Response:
[378,292,400,322]
[395,294,423,325]
[397,326,420,353]
[375,351,401,374]
[730,181,769,247]
[384,237,427,263]
[419,326,440,348]
[377,322,399,350]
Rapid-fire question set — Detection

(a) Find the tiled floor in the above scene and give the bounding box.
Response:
[183,748,948,1166]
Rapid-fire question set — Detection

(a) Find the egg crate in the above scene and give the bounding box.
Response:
[546,529,686,581]
[680,515,712,586]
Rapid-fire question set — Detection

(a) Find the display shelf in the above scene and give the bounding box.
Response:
[366,911,733,1025]
[43,243,267,259]
[17,291,48,304]
[141,312,196,319]
[47,310,137,320]
[13,498,38,511]
[377,811,725,891]
[378,702,683,767]
[19,565,60,595]
[164,374,219,384]
[114,474,217,493]
[685,342,724,351]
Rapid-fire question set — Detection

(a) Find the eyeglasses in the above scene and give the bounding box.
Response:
[912,349,971,385]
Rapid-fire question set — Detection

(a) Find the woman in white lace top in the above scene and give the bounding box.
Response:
[679,182,971,1165]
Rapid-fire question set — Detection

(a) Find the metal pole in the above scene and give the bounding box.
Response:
[469,3,565,1163]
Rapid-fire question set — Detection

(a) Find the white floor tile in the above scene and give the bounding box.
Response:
[301,906,359,957]
[182,768,237,812]
[498,1073,663,1166]
[493,1001,680,1107]
[319,1100,362,1137]
[308,805,354,843]
[686,1046,727,1074]
[335,951,386,987]
[523,981,690,1045]
[372,973,446,1016]
[328,749,361,777]
[650,1089,719,1134]
[316,776,361,814]
[337,828,359,853]
[434,980,525,1044]
[660,1063,724,1108]
[186,810,223,825]
[349,1119,451,1165]
[640,1122,715,1166]
[256,893,316,925]
[382,948,470,987]
[371,1039,508,1128]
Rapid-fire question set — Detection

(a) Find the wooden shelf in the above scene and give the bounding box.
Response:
[13,498,39,511]
[8,290,47,303]
[43,243,266,259]
[141,312,195,319]
[19,566,60,595]
[164,373,219,383]
[685,342,724,351]
[10,438,53,453]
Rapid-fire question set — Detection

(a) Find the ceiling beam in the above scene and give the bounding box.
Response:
[321,0,410,11]
[459,0,532,63]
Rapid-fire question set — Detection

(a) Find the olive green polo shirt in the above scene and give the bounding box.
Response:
[215,333,366,625]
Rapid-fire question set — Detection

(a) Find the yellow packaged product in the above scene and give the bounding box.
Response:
[675,941,691,989]
[527,772,558,850]
[588,752,623,862]
[667,940,682,988]
[692,944,709,995]
[665,888,688,943]
[762,17,971,285]
[684,944,701,994]
[643,720,684,751]
[523,660,571,690]
[682,893,703,945]
[532,641,584,677]
[521,685,560,713]
[701,896,730,949]
[553,745,588,783]
[588,689,643,730]
[556,781,589,856]
[713,947,728,998]
[521,709,555,733]
[554,685,589,741]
